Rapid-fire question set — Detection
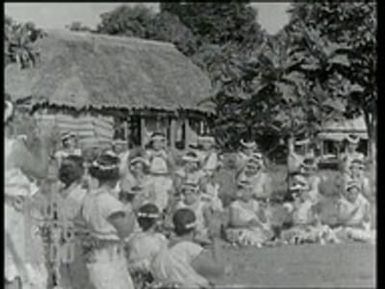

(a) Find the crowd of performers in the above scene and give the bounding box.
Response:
[5,99,376,289]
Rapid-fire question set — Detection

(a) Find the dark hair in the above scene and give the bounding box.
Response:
[88,152,120,184]
[173,208,196,236]
[185,151,199,158]
[59,155,85,187]
[137,203,160,231]
[146,131,166,149]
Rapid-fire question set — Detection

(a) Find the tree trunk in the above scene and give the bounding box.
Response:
[286,134,295,192]
[364,111,377,197]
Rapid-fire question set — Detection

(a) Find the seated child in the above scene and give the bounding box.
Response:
[127,204,168,287]
[281,175,338,245]
[226,180,273,247]
[175,181,212,244]
[151,208,224,289]
[334,180,375,243]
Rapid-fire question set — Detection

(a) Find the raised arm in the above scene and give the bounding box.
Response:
[13,138,50,179]
[192,213,225,278]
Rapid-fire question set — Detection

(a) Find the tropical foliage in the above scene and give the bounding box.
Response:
[4,3,376,170]
[4,16,46,69]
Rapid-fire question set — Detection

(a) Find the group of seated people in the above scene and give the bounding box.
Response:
[45,131,375,289]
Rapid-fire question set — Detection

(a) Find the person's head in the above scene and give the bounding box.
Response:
[181,182,200,206]
[112,141,127,154]
[244,158,261,176]
[4,100,15,127]
[236,180,253,202]
[345,181,361,203]
[173,208,197,237]
[88,151,120,189]
[300,157,317,176]
[149,132,166,151]
[129,156,149,176]
[240,139,257,156]
[59,155,85,188]
[182,151,200,172]
[346,134,360,152]
[61,131,77,149]
[290,174,310,202]
[349,159,364,177]
[136,203,161,232]
[198,135,215,151]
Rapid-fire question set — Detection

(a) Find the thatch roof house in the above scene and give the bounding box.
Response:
[317,116,368,158]
[5,30,213,149]
[318,117,368,141]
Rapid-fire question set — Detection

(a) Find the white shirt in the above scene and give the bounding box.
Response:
[82,188,125,240]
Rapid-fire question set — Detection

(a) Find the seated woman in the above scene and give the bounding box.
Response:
[236,154,272,202]
[151,208,225,289]
[226,180,273,247]
[334,180,375,243]
[234,139,258,174]
[343,158,372,201]
[200,167,224,213]
[175,181,212,244]
[127,204,168,288]
[299,157,322,205]
[174,151,206,193]
[281,175,338,245]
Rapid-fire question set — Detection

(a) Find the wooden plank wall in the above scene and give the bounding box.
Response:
[34,112,114,149]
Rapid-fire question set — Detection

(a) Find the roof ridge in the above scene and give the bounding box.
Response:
[45,29,175,48]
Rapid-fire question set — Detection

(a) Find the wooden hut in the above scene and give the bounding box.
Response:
[5,30,213,150]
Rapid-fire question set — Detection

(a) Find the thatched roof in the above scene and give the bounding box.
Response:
[5,30,213,114]
[318,116,368,140]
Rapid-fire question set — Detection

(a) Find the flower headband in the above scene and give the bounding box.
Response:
[184,221,197,229]
[240,139,257,148]
[137,212,160,219]
[130,156,150,167]
[181,182,199,192]
[182,154,200,162]
[91,160,118,171]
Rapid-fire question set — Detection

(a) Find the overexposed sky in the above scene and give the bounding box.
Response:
[5,2,291,35]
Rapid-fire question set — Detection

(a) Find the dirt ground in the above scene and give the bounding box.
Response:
[213,242,376,288]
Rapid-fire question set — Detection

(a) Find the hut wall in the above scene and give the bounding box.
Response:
[34,111,114,149]
[139,114,202,149]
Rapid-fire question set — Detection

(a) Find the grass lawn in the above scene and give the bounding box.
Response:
[71,243,376,288]
[214,242,376,288]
